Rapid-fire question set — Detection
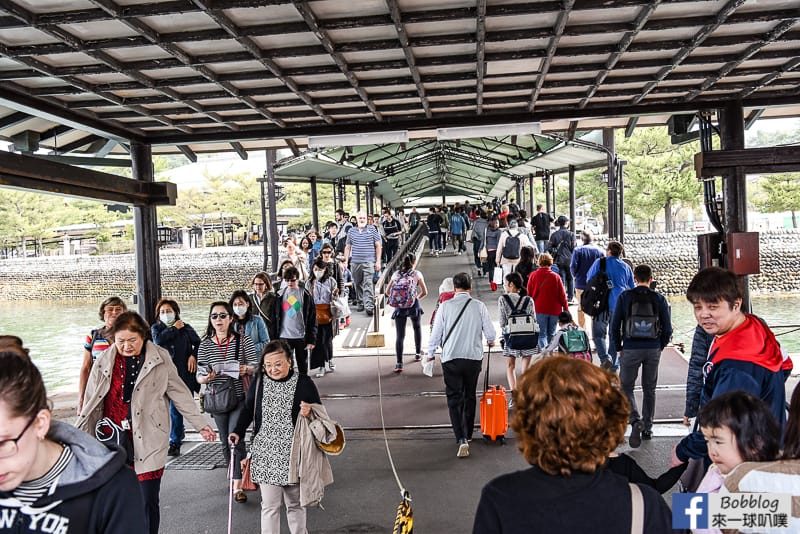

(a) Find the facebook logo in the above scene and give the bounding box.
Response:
[673,494,709,529]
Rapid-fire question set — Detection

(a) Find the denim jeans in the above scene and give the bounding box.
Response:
[168,400,184,446]
[536,313,558,350]
[535,240,547,253]
[592,310,617,369]
[428,231,441,251]
[619,348,661,431]
[557,265,574,301]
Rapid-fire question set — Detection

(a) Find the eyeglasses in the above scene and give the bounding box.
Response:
[284,278,298,283]
[263,361,288,371]
[253,282,266,287]
[0,415,37,459]
[210,313,229,320]
[321,251,332,255]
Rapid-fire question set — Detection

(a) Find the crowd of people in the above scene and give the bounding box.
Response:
[1,198,798,533]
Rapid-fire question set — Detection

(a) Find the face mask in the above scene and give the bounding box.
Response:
[160,312,175,325]
[313,269,326,279]
[233,305,248,317]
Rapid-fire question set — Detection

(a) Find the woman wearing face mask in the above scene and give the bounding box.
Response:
[151,298,201,458]
[196,302,259,504]
[77,311,216,534]
[308,257,338,378]
[230,290,270,358]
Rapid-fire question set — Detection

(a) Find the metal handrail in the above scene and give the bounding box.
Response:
[372,223,429,332]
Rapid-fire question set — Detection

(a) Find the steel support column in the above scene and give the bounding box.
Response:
[718,101,750,311]
[618,161,626,244]
[603,128,618,239]
[528,174,535,215]
[258,175,269,271]
[543,172,551,216]
[266,149,279,272]
[310,176,319,231]
[568,165,576,233]
[355,183,361,212]
[131,142,160,324]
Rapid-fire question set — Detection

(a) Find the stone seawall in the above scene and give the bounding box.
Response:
[1,231,798,301]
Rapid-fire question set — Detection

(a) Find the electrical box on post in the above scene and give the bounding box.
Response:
[727,232,760,275]
[697,233,723,270]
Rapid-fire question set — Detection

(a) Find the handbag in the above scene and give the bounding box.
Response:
[316,303,333,325]
[204,377,239,414]
[331,294,350,319]
[240,456,258,491]
[478,229,488,261]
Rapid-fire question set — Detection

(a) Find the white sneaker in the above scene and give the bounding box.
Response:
[315,368,325,378]
[327,361,336,371]
[457,440,470,458]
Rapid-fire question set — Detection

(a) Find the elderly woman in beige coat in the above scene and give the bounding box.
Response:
[77,311,215,534]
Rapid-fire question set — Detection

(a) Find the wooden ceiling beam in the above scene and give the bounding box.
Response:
[193,0,332,125]
[744,109,764,130]
[685,17,800,101]
[177,145,198,163]
[0,150,176,205]
[738,56,800,100]
[53,134,101,154]
[531,1,604,112]
[230,142,248,160]
[0,111,31,129]
[291,0,383,121]
[475,0,488,115]
[695,146,800,178]
[578,1,660,109]
[624,116,639,138]
[386,0,431,118]
[632,0,746,106]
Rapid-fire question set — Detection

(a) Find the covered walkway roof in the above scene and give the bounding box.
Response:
[274,132,608,204]
[0,0,799,160]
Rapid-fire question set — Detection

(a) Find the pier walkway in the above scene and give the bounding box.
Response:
[154,247,704,533]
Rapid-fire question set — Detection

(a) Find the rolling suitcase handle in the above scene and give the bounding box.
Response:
[483,344,492,392]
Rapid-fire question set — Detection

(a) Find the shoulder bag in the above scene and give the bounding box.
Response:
[478,229,488,261]
[204,376,239,414]
[442,299,472,350]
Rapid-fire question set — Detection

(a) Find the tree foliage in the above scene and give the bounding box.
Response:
[751,173,800,228]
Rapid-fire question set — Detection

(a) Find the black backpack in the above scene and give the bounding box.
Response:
[624,289,661,339]
[502,231,521,259]
[580,258,611,317]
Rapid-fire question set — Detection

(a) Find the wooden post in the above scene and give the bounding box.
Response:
[131,141,161,324]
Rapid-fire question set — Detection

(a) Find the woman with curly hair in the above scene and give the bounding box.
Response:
[473,357,672,533]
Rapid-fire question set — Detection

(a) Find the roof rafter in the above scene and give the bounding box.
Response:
[632,0,747,106]
[528,0,576,113]
[385,0,431,118]
[189,0,332,125]
[291,0,382,121]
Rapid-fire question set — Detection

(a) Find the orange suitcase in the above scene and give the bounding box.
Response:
[479,348,508,444]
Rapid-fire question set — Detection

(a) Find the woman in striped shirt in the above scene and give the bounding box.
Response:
[196,301,259,504]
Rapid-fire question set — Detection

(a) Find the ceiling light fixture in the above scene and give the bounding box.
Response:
[436,122,541,141]
[308,130,409,149]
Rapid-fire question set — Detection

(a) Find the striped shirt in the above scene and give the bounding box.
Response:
[346,225,380,263]
[84,328,111,362]
[13,444,73,505]
[196,333,258,398]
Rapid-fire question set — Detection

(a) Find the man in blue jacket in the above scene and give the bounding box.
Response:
[610,264,672,448]
[585,241,635,371]
[570,230,604,329]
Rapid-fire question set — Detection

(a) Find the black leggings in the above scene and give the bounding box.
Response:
[394,314,422,364]
[282,337,309,374]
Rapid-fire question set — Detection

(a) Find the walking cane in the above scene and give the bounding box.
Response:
[227,442,235,534]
